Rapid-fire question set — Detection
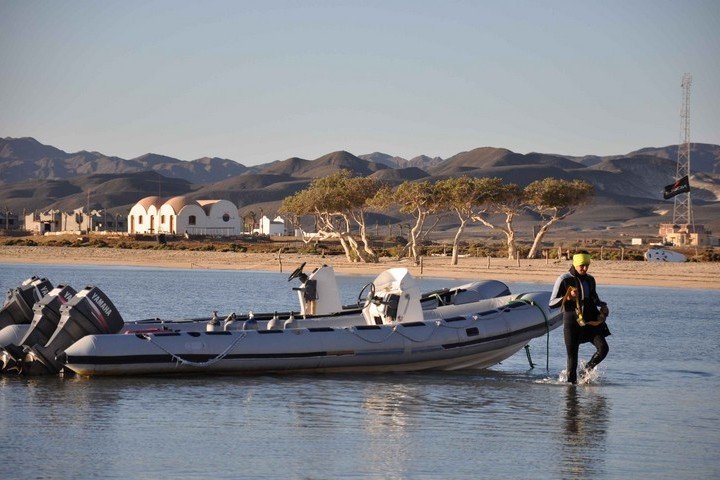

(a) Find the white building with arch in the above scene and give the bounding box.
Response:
[128,196,241,236]
[128,196,164,235]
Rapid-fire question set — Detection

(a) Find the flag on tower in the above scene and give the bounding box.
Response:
[663,175,690,199]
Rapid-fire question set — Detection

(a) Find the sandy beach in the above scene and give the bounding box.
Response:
[1,245,718,289]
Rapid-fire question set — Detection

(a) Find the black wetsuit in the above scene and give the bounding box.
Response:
[550,266,610,384]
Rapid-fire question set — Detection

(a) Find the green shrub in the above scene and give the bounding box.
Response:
[191,244,216,251]
[229,243,247,252]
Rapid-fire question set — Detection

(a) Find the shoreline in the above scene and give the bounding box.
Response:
[1,246,718,289]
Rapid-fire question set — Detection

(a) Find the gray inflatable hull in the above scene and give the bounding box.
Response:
[63,292,561,376]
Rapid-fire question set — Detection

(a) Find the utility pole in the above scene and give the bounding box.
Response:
[86,189,91,233]
[149,173,163,198]
[673,73,694,230]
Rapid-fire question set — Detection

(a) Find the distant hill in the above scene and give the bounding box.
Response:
[557,143,720,174]
[258,157,311,176]
[0,136,68,161]
[359,152,408,169]
[574,156,677,200]
[370,167,430,183]
[0,171,193,212]
[260,150,388,178]
[430,147,586,176]
[187,174,310,208]
[408,154,443,169]
[359,152,443,170]
[626,143,720,174]
[1,136,718,235]
[0,137,248,184]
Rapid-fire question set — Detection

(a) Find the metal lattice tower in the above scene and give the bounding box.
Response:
[673,73,694,229]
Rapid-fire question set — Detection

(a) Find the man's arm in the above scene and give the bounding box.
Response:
[549,275,567,309]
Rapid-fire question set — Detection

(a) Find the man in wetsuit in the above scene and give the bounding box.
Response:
[550,251,610,384]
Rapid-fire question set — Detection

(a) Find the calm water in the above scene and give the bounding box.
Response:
[0,263,718,479]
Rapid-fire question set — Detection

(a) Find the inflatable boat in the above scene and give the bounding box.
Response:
[0,265,561,377]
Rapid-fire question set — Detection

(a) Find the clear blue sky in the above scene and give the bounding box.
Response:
[1,0,718,165]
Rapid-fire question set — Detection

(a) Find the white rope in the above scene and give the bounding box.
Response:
[393,321,442,342]
[349,317,475,343]
[432,310,504,331]
[143,332,248,367]
[436,321,476,330]
[348,326,398,344]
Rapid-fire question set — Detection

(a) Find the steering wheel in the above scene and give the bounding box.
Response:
[357,282,377,306]
[288,262,307,282]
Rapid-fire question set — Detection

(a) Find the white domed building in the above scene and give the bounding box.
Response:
[128,196,241,236]
[128,196,164,235]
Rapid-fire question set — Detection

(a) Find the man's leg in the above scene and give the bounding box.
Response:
[564,322,580,384]
[586,334,609,370]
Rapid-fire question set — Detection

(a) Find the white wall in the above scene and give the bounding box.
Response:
[130,198,242,236]
[201,200,241,236]
[176,204,207,235]
[158,204,177,234]
[128,204,149,234]
[254,215,285,236]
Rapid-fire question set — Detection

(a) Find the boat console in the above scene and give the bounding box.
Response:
[362,268,423,325]
[291,264,343,316]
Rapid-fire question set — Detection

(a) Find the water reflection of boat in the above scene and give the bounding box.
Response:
[0,265,561,377]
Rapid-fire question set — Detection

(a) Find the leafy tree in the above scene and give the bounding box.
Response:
[243,210,257,234]
[372,180,442,264]
[525,178,594,258]
[280,171,382,262]
[436,176,504,265]
[472,183,524,259]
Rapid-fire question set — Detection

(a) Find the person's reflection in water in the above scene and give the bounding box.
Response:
[562,386,610,479]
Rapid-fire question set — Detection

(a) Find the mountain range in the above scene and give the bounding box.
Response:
[0,137,249,185]
[2,136,719,235]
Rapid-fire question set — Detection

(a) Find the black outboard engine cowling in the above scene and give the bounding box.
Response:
[0,285,77,370]
[24,286,124,375]
[0,277,54,330]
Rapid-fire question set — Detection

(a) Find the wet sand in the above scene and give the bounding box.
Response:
[1,246,718,289]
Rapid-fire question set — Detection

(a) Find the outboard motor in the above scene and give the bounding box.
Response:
[23,286,124,375]
[0,325,30,372]
[0,285,77,372]
[0,277,53,330]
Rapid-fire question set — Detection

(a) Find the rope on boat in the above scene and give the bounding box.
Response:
[142,332,248,367]
[393,321,442,342]
[349,326,399,343]
[349,320,446,344]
